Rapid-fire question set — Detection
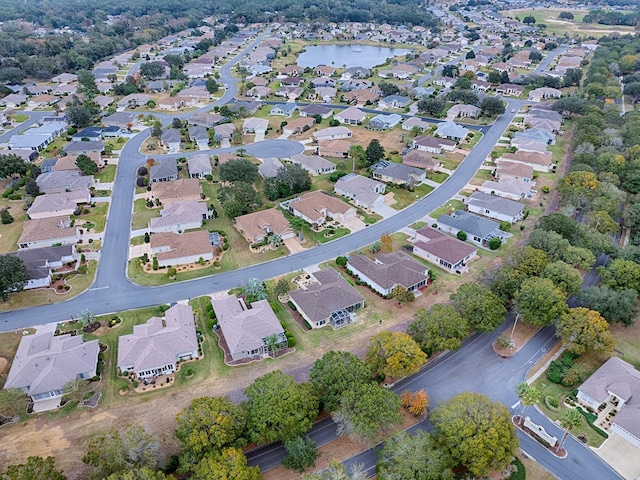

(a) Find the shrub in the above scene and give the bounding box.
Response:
[132,380,139,388]
[8,193,21,200]
[335,256,348,266]
[137,166,148,176]
[545,395,560,412]
[1,208,14,224]
[329,170,347,182]
[205,174,213,181]
[506,457,526,480]
[541,185,550,194]
[547,360,564,384]
[488,237,502,250]
[77,265,88,274]
[499,221,511,231]
[577,407,609,438]
[496,334,512,349]
[561,365,582,387]
[456,231,467,241]
[152,257,159,270]
[286,334,296,347]
[287,301,297,310]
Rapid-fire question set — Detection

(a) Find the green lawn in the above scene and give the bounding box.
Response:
[95,165,117,183]
[131,198,160,230]
[72,203,108,232]
[9,113,29,123]
[474,169,494,181]
[459,131,483,150]
[430,199,465,219]
[410,221,427,230]
[426,171,449,183]
[388,184,433,210]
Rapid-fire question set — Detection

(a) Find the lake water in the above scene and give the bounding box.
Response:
[296,44,412,69]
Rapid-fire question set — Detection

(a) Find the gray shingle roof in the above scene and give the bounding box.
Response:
[151,157,178,180]
[468,191,524,217]
[437,210,500,238]
[347,251,428,291]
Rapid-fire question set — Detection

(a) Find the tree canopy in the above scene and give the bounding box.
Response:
[556,307,615,355]
[75,154,98,175]
[0,456,67,480]
[365,331,427,380]
[598,258,640,292]
[190,448,261,480]
[577,285,638,326]
[263,163,312,200]
[0,255,29,302]
[514,277,567,326]
[217,181,262,218]
[450,283,506,332]
[103,469,170,480]
[541,261,583,297]
[377,431,453,480]
[219,158,259,183]
[365,139,385,166]
[408,305,469,355]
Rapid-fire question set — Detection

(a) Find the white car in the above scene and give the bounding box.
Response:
[511,108,516,113]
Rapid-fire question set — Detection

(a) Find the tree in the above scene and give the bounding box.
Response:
[442,65,459,78]
[380,233,393,253]
[1,209,13,225]
[0,388,28,420]
[151,121,162,138]
[577,286,637,326]
[104,468,170,480]
[376,431,453,480]
[515,382,540,416]
[522,15,536,24]
[528,229,570,261]
[333,382,402,442]
[0,154,28,178]
[310,351,375,412]
[66,105,92,128]
[378,82,400,97]
[541,261,583,297]
[563,245,596,270]
[465,50,475,59]
[529,50,543,62]
[78,70,99,96]
[243,370,319,444]
[274,278,290,298]
[598,258,640,292]
[366,331,427,380]
[190,448,261,480]
[391,285,414,305]
[559,171,599,208]
[454,76,471,90]
[0,255,29,301]
[348,145,366,169]
[242,278,267,302]
[75,154,98,175]
[82,426,160,480]
[264,164,312,200]
[487,70,502,85]
[175,396,247,471]
[282,436,319,472]
[140,62,165,80]
[408,305,469,355]
[400,389,429,416]
[557,308,615,355]
[450,283,506,332]
[559,11,574,19]
[217,182,262,218]
[559,408,583,450]
[480,96,505,116]
[365,139,385,166]
[219,158,259,183]
[0,456,67,480]
[62,378,93,406]
[25,178,40,196]
[206,77,219,93]
[552,97,586,116]
[302,459,367,480]
[431,392,518,478]
[79,308,96,327]
[417,97,446,117]
[514,277,567,327]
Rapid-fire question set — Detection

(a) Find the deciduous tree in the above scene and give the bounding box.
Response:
[0,255,29,302]
[450,283,506,332]
[598,258,640,292]
[365,331,427,380]
[282,436,319,472]
[75,154,98,175]
[0,456,67,480]
[577,285,638,326]
[190,448,261,480]
[541,261,583,297]
[400,389,429,416]
[556,307,615,355]
[514,277,567,326]
[365,139,385,166]
[104,469,170,480]
[0,388,28,420]
[431,392,518,478]
[217,181,262,218]
[408,305,469,355]
[219,158,259,184]
[377,431,453,480]
[379,233,393,253]
[480,97,505,116]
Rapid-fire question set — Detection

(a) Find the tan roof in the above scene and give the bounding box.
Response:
[289,268,365,323]
[413,226,477,264]
[149,201,208,230]
[318,139,351,155]
[234,208,292,242]
[52,152,102,171]
[285,116,315,130]
[151,178,202,203]
[288,191,352,223]
[150,230,212,262]
[27,188,90,217]
[19,216,76,243]
[402,150,439,170]
[336,106,366,122]
[496,160,533,179]
[502,151,553,167]
[347,251,428,291]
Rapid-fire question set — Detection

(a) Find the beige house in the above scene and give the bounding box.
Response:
[412,226,477,274]
[335,106,367,125]
[234,208,294,244]
[150,230,213,267]
[151,179,203,204]
[318,139,351,158]
[289,154,336,176]
[18,216,79,250]
[501,151,554,173]
[334,173,386,210]
[346,251,429,296]
[402,150,440,171]
[285,191,355,228]
[149,201,210,234]
[27,188,91,219]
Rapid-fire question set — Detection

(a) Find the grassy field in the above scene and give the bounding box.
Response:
[95,165,117,183]
[388,184,433,210]
[0,198,27,253]
[71,203,108,233]
[429,199,465,219]
[131,198,160,230]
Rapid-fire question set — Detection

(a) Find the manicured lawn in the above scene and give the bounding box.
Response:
[426,171,449,183]
[95,165,117,183]
[388,184,433,210]
[411,221,427,230]
[72,203,108,233]
[0,199,26,253]
[429,199,465,219]
[359,210,382,225]
[131,198,160,230]
[474,168,494,181]
[130,235,146,246]
[459,131,483,150]
[307,226,350,244]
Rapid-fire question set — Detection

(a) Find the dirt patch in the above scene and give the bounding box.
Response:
[0,357,8,376]
[493,322,541,357]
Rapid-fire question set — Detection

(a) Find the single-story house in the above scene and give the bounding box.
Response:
[311,76,335,88]
[72,127,103,142]
[150,230,213,267]
[187,154,212,179]
[496,160,534,183]
[334,173,386,210]
[214,123,236,141]
[300,104,333,119]
[318,139,351,158]
[313,126,353,141]
[18,215,79,250]
[514,128,555,145]
[281,76,304,87]
[576,356,640,448]
[212,295,287,362]
[160,129,181,153]
[367,113,402,131]
[289,154,336,175]
[501,151,554,172]
[378,95,411,109]
[189,126,210,150]
[234,208,294,244]
[258,157,284,178]
[8,245,77,290]
[151,178,202,204]
[117,93,152,109]
[242,117,269,135]
[511,137,549,154]
[150,157,179,183]
[528,87,562,101]
[3,324,99,412]
[36,171,94,194]
[436,210,505,247]
[435,122,470,142]
[402,150,441,171]
[402,117,431,132]
[413,135,456,154]
[526,117,561,133]
[149,200,210,234]
[289,268,365,329]
[467,191,524,224]
[448,104,481,119]
[63,141,104,155]
[412,226,477,274]
[479,179,537,201]
[347,251,429,296]
[247,86,273,99]
[285,190,355,227]
[117,303,199,379]
[189,112,226,128]
[269,103,297,117]
[335,106,367,125]
[372,161,426,186]
[283,116,315,135]
[496,83,524,96]
[27,188,91,219]
[102,112,136,129]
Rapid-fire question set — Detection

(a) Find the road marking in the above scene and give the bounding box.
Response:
[512,400,521,410]
[89,286,110,291]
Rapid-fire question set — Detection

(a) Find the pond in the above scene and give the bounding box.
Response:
[297,44,412,69]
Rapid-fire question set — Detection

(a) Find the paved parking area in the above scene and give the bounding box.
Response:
[595,433,640,480]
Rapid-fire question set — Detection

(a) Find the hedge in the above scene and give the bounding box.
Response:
[576,407,609,438]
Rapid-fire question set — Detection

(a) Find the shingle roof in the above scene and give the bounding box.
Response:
[150,158,178,180]
[187,155,212,175]
[468,191,524,217]
[151,178,202,202]
[347,251,428,290]
[289,154,335,172]
[413,226,477,264]
[288,191,352,222]
[438,210,500,238]
[149,201,208,230]
[18,216,76,244]
[150,230,212,262]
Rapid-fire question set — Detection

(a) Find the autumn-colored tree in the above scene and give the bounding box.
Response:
[556,308,615,355]
[541,261,583,297]
[0,456,67,480]
[190,448,261,480]
[380,233,393,254]
[408,305,470,355]
[365,331,427,380]
[431,393,519,478]
[514,277,567,326]
[558,170,599,207]
[400,389,429,416]
[391,285,414,304]
[598,258,640,292]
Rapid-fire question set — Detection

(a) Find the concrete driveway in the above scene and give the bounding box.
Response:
[372,203,397,219]
[595,434,640,480]
[283,237,306,254]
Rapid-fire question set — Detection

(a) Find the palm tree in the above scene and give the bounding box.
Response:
[559,409,583,450]
[289,216,306,241]
[515,382,541,417]
[265,334,280,358]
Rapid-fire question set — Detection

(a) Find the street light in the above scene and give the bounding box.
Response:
[510,312,520,348]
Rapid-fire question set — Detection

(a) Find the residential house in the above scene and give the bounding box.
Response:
[102,112,136,129]
[479,179,536,201]
[378,95,411,109]
[151,178,202,204]
[160,129,181,153]
[150,157,178,183]
[576,357,640,449]
[27,94,59,109]
[496,83,524,96]
[8,245,77,290]
[437,210,505,247]
[289,268,365,329]
[247,86,273,99]
[189,112,226,128]
[285,190,355,227]
[372,161,426,186]
[27,188,91,219]
[280,65,301,76]
[313,126,353,141]
[18,216,79,249]
[435,122,469,142]
[51,73,78,83]
[8,149,38,162]
[1,93,27,108]
[177,86,211,102]
[335,106,366,125]
[283,117,315,135]
[3,324,99,412]
[150,230,213,267]
[341,66,371,79]
[318,139,351,158]
[467,191,524,224]
[117,304,199,379]
[448,104,481,119]
[258,157,284,178]
[334,173,386,210]
[212,295,287,361]
[72,127,103,142]
[149,200,210,234]
[346,251,429,296]
[315,65,335,76]
[529,87,562,101]
[188,126,210,150]
[514,128,555,145]
[269,103,297,117]
[367,114,402,130]
[413,135,456,154]
[433,77,456,89]
[402,150,440,171]
[471,79,491,92]
[187,155,212,178]
[242,117,269,135]
[234,208,294,244]
[300,104,333,119]
[214,123,236,142]
[311,77,336,88]
[501,151,554,172]
[8,133,53,152]
[289,154,336,175]
[36,171,94,194]
[117,93,152,109]
[157,96,196,110]
[63,141,104,156]
[343,88,380,105]
[496,160,534,183]
[511,137,549,154]
[402,117,431,132]
[412,226,477,274]
[526,116,561,133]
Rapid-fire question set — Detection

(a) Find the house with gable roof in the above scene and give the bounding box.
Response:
[334,173,386,210]
[187,154,212,178]
[234,208,294,244]
[412,226,477,274]
[150,157,179,183]
[436,210,506,247]
[289,154,336,175]
[346,251,429,296]
[467,191,524,224]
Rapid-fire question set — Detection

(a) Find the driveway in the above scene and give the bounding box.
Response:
[254,132,265,142]
[341,216,367,232]
[283,237,306,254]
[595,434,640,480]
[372,203,397,219]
